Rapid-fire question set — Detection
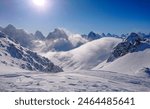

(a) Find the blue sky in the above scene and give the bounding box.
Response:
[0,0,150,35]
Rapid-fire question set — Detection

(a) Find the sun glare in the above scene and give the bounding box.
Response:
[32,0,46,7]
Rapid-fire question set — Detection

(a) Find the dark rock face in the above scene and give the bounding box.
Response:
[125,33,143,45]
[7,44,23,59]
[145,68,150,76]
[82,32,101,41]
[34,31,45,40]
[107,33,147,62]
[0,32,6,38]
[87,31,101,41]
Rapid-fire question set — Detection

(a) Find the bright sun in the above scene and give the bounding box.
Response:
[32,0,46,7]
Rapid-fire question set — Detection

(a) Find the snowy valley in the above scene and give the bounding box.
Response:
[0,24,150,92]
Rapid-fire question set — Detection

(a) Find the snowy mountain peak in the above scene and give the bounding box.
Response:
[5,24,16,30]
[107,32,149,62]
[85,31,101,41]
[54,28,65,33]
[101,33,106,37]
[4,24,16,33]
[47,28,68,40]
[107,33,112,37]
[34,30,45,40]
[125,32,143,45]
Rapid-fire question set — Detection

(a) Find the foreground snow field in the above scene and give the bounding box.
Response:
[0,66,150,92]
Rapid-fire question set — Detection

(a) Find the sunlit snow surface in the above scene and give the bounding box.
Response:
[0,67,150,92]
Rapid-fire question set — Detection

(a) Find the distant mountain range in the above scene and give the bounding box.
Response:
[0,24,87,52]
[1,24,149,52]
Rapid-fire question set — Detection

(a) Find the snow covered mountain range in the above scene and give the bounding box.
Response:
[1,25,88,52]
[0,24,124,52]
[0,24,150,91]
[1,24,150,74]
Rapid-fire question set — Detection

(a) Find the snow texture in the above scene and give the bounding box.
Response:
[0,67,150,92]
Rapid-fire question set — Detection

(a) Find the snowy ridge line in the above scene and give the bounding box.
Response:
[0,31,63,73]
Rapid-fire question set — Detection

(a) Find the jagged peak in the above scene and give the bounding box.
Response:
[53,28,67,34]
[88,31,97,36]
[47,28,68,39]
[86,31,101,40]
[106,33,112,36]
[5,24,16,30]
[101,33,106,37]
[125,32,143,44]
[34,30,45,40]
[35,30,44,36]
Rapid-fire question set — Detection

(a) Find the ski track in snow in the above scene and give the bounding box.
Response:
[0,70,150,92]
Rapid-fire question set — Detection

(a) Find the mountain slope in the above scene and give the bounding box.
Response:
[94,33,150,75]
[42,37,121,70]
[34,31,45,40]
[2,24,34,48]
[0,32,63,73]
[95,48,150,75]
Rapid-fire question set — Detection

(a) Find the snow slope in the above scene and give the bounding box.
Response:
[94,48,150,75]
[0,32,63,73]
[42,37,121,70]
[94,33,150,75]
[2,24,34,48]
